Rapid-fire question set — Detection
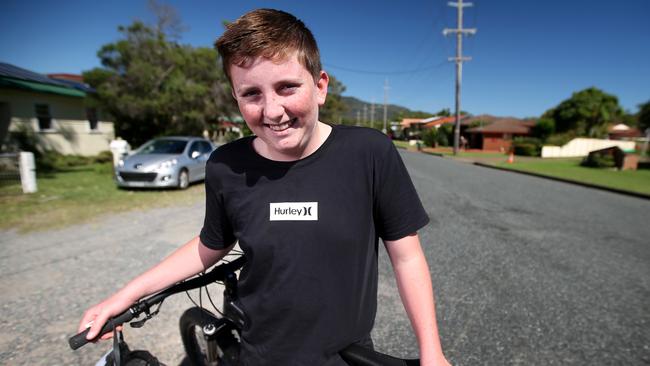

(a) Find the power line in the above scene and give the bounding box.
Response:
[323,61,448,75]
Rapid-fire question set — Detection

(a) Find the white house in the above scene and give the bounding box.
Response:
[0,62,114,156]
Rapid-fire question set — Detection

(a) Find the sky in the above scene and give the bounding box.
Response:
[1,0,649,119]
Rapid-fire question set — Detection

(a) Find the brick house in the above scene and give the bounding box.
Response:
[465,117,535,151]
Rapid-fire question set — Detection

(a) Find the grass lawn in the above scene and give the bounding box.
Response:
[393,140,411,149]
[0,163,204,233]
[494,158,650,196]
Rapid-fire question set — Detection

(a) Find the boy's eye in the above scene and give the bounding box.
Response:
[241,90,260,98]
[280,84,299,92]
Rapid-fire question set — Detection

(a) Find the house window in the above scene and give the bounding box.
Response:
[87,107,98,130]
[35,104,52,130]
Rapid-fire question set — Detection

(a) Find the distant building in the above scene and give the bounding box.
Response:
[0,62,114,155]
[607,123,643,140]
[464,115,535,151]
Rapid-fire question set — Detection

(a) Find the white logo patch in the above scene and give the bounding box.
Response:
[270,202,318,221]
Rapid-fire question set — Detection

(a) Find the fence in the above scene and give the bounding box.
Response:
[0,153,20,186]
[0,152,37,193]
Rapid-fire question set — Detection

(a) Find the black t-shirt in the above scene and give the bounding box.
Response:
[200,124,429,365]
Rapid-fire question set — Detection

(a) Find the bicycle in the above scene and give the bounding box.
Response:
[69,253,420,366]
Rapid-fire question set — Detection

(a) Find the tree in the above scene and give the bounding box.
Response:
[434,108,451,117]
[543,87,622,138]
[532,117,555,142]
[638,100,650,132]
[84,17,237,146]
[319,74,347,124]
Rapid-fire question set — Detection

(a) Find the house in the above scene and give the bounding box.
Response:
[0,62,114,156]
[607,123,643,140]
[464,116,535,151]
[423,116,456,129]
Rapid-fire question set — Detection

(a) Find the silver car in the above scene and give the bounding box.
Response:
[115,136,214,189]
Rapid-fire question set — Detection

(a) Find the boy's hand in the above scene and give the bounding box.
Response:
[78,294,132,340]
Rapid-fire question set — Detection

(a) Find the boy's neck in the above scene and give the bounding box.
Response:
[253,121,332,162]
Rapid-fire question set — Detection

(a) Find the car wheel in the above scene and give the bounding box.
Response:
[178,169,189,190]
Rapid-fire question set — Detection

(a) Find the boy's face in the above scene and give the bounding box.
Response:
[229,51,329,160]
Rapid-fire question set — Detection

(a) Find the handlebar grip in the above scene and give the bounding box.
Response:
[68,310,136,350]
[68,328,92,350]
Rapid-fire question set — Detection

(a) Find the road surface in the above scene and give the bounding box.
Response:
[0,150,648,365]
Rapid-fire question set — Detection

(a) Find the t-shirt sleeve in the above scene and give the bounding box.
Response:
[199,162,236,249]
[373,139,429,241]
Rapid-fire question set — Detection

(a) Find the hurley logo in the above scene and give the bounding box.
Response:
[269,202,318,221]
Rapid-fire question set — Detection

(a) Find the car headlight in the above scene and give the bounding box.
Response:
[118,159,125,167]
[158,159,178,169]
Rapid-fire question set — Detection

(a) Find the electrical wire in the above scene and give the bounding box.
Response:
[323,61,448,75]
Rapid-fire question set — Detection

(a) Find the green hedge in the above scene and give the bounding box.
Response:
[512,137,542,156]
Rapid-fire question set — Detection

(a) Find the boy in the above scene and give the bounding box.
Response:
[80,8,449,366]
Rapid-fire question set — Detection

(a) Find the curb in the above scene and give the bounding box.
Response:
[474,162,650,200]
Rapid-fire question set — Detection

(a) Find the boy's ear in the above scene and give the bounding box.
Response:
[316,71,329,106]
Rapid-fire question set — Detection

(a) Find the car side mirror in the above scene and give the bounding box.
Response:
[191,151,201,159]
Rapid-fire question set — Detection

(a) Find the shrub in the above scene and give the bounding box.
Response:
[422,128,438,147]
[93,150,114,164]
[581,154,616,168]
[437,125,453,147]
[512,137,542,156]
[225,131,240,142]
[37,151,94,172]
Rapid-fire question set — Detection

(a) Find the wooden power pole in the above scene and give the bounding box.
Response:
[444,0,476,155]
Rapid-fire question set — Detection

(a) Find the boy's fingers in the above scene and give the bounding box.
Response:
[87,313,109,340]
[78,311,97,333]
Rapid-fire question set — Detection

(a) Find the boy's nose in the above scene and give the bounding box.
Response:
[263,95,285,121]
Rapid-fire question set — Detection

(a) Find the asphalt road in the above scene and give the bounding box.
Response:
[0,150,648,365]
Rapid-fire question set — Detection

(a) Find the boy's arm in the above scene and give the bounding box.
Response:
[79,235,234,340]
[384,233,450,366]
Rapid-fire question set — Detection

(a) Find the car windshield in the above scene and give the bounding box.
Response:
[138,139,187,155]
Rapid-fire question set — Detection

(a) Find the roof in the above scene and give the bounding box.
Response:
[0,78,85,97]
[424,116,457,128]
[466,118,534,134]
[0,62,91,97]
[400,118,424,128]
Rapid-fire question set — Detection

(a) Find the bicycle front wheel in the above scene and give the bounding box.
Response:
[179,307,239,366]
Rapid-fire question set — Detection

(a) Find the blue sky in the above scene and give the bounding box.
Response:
[1,0,648,118]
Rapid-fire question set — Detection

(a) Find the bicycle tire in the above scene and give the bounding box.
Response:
[179,307,239,366]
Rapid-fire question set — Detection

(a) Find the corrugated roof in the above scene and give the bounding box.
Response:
[0,62,90,97]
[0,78,86,97]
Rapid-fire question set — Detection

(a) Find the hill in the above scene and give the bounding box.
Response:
[339,96,433,124]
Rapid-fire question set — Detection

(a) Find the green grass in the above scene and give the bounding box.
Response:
[429,150,507,159]
[0,163,204,232]
[494,158,650,196]
[393,140,411,149]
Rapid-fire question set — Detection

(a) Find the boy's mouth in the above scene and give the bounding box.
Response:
[266,118,296,132]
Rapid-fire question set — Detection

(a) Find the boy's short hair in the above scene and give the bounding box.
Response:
[215,9,322,84]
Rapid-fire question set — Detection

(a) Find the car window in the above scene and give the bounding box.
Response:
[139,139,187,154]
[199,141,213,154]
[188,142,202,157]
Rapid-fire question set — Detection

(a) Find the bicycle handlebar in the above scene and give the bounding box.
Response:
[68,256,246,350]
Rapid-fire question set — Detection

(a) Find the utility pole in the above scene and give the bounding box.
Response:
[363,104,368,127]
[383,78,389,133]
[356,110,361,126]
[444,0,476,155]
[370,97,376,130]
